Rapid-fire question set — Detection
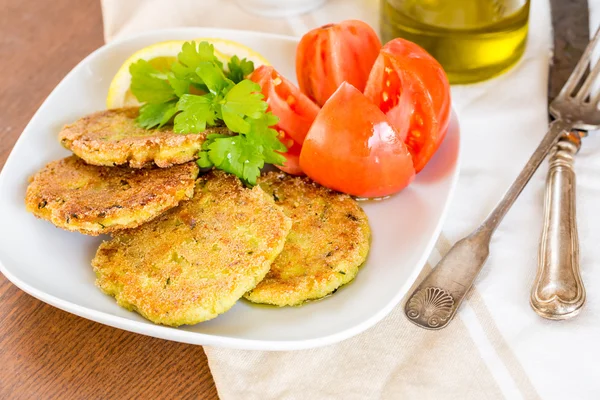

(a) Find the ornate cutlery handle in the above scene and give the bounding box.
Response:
[530,132,585,320]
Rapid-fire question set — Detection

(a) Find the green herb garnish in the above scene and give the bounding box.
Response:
[129,41,286,185]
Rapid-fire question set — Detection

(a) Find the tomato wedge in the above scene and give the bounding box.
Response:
[276,133,303,175]
[250,65,320,175]
[300,82,415,198]
[364,38,451,172]
[296,20,382,107]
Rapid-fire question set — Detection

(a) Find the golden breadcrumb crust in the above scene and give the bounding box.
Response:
[59,107,229,168]
[245,172,371,306]
[25,156,198,235]
[92,171,292,326]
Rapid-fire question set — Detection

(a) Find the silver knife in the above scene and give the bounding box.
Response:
[530,0,589,319]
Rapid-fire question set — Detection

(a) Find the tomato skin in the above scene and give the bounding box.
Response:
[250,65,320,174]
[296,20,382,107]
[365,38,451,172]
[300,82,415,198]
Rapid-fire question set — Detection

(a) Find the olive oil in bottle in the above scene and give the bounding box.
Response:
[381,0,530,84]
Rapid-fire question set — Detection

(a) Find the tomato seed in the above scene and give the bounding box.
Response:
[415,114,424,127]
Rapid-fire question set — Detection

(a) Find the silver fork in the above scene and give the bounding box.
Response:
[404,28,600,330]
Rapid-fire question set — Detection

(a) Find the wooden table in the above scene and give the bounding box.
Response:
[0,1,219,398]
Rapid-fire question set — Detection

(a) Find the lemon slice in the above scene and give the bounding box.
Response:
[107,40,184,109]
[106,39,270,109]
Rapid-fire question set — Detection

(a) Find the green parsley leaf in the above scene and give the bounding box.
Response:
[196,115,287,185]
[174,94,218,133]
[224,80,266,118]
[204,133,232,144]
[204,135,264,185]
[197,150,213,168]
[263,112,280,127]
[246,112,288,166]
[129,60,176,104]
[221,80,267,134]
[167,71,191,97]
[226,56,255,83]
[196,62,233,95]
[137,100,178,129]
[171,41,223,85]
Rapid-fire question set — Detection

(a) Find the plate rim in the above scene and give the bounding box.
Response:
[0,27,461,351]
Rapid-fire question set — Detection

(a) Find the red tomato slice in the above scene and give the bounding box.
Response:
[300,82,415,198]
[250,65,320,175]
[296,20,382,107]
[276,131,303,175]
[364,38,451,172]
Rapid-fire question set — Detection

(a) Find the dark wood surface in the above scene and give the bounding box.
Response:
[0,1,219,398]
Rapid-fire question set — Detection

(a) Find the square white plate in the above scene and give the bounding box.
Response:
[0,28,460,350]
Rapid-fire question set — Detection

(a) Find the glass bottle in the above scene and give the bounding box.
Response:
[381,0,530,84]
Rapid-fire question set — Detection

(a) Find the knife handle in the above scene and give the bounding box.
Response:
[530,132,585,320]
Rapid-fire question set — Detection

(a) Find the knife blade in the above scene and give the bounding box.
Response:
[548,0,589,101]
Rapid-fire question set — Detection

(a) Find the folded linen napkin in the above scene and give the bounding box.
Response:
[102,0,600,398]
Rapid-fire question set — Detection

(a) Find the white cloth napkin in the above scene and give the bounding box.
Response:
[102,0,600,398]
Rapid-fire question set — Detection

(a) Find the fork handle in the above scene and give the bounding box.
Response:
[530,133,585,319]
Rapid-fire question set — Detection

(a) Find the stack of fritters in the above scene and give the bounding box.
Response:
[25,107,371,327]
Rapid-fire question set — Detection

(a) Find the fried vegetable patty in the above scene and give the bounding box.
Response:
[25,156,198,236]
[245,172,371,306]
[59,108,229,168]
[92,171,292,326]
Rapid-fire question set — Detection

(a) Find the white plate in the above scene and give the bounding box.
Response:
[0,28,460,350]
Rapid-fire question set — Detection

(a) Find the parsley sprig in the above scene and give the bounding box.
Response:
[129,41,286,185]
